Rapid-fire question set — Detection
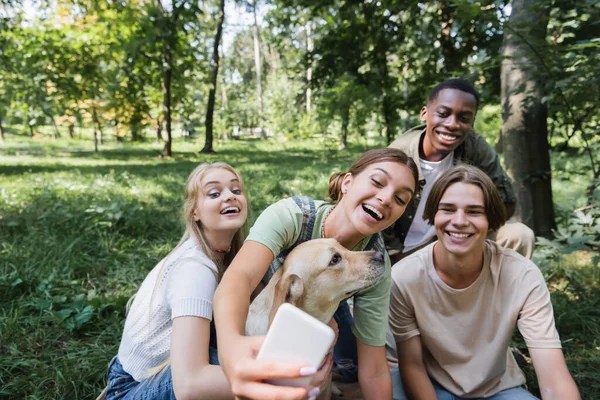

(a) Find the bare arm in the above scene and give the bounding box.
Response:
[213,241,314,400]
[170,316,233,400]
[357,340,391,400]
[214,241,270,341]
[397,336,437,400]
[529,348,580,400]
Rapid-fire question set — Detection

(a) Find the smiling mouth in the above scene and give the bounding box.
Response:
[447,232,473,239]
[220,206,240,215]
[362,204,383,221]
[437,131,460,142]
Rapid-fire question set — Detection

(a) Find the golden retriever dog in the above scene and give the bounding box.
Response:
[246,238,385,335]
[245,238,386,399]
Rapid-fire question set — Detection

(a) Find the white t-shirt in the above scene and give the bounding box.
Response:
[117,238,218,381]
[403,153,454,252]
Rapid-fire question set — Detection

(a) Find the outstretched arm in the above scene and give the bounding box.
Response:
[214,241,315,400]
[170,316,233,400]
[529,347,580,400]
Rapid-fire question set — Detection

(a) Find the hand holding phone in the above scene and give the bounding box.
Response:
[256,303,336,387]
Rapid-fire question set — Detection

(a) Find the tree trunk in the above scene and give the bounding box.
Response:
[91,102,102,151]
[438,0,461,73]
[162,50,173,157]
[306,21,314,113]
[374,36,396,145]
[202,0,225,154]
[500,0,554,236]
[252,0,265,140]
[381,80,397,145]
[115,121,124,142]
[0,112,4,142]
[47,113,61,139]
[219,33,228,141]
[68,124,75,138]
[401,62,410,133]
[153,0,176,156]
[156,116,163,142]
[340,105,350,149]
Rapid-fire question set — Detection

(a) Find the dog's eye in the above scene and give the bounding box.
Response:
[329,253,342,266]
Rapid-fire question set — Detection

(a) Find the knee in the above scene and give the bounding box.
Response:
[511,222,535,243]
[496,222,536,258]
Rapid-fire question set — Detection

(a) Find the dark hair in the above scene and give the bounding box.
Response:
[422,164,506,231]
[428,79,480,109]
[328,148,418,203]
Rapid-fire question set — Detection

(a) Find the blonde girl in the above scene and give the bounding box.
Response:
[104,162,248,400]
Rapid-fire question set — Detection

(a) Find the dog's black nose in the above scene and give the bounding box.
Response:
[371,251,384,263]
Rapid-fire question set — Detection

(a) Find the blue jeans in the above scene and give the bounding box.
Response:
[390,367,539,400]
[332,300,358,383]
[106,348,219,400]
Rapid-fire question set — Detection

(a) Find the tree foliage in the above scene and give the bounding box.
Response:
[0,0,598,225]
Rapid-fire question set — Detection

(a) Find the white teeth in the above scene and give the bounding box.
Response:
[448,232,471,238]
[221,207,239,214]
[439,133,458,141]
[363,204,383,221]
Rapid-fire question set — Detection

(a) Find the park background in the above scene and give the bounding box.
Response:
[0,0,599,398]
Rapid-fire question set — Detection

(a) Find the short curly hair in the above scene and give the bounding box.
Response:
[428,78,480,109]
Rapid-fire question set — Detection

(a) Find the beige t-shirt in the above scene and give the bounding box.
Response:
[389,240,561,398]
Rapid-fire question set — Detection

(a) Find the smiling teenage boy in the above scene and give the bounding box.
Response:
[388,165,580,400]
[385,79,534,263]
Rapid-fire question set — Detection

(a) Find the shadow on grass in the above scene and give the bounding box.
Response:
[0,146,356,177]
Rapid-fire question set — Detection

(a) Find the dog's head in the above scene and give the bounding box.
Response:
[269,238,385,324]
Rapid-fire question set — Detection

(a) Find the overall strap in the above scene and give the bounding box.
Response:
[365,231,386,254]
[262,196,317,283]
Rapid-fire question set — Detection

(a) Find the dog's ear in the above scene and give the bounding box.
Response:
[268,273,304,327]
[284,274,304,304]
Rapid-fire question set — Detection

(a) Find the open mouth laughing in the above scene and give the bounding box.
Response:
[220,206,240,215]
[362,204,384,221]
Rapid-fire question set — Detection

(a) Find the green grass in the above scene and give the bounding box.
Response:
[1,131,599,399]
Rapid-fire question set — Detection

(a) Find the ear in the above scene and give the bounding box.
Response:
[268,274,304,327]
[419,106,428,121]
[341,172,353,194]
[193,210,200,222]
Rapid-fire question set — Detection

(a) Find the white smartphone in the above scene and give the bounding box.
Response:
[256,303,335,387]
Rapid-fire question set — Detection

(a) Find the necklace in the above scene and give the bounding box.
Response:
[214,246,231,254]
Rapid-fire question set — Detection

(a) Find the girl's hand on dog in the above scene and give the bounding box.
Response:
[226,335,316,400]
